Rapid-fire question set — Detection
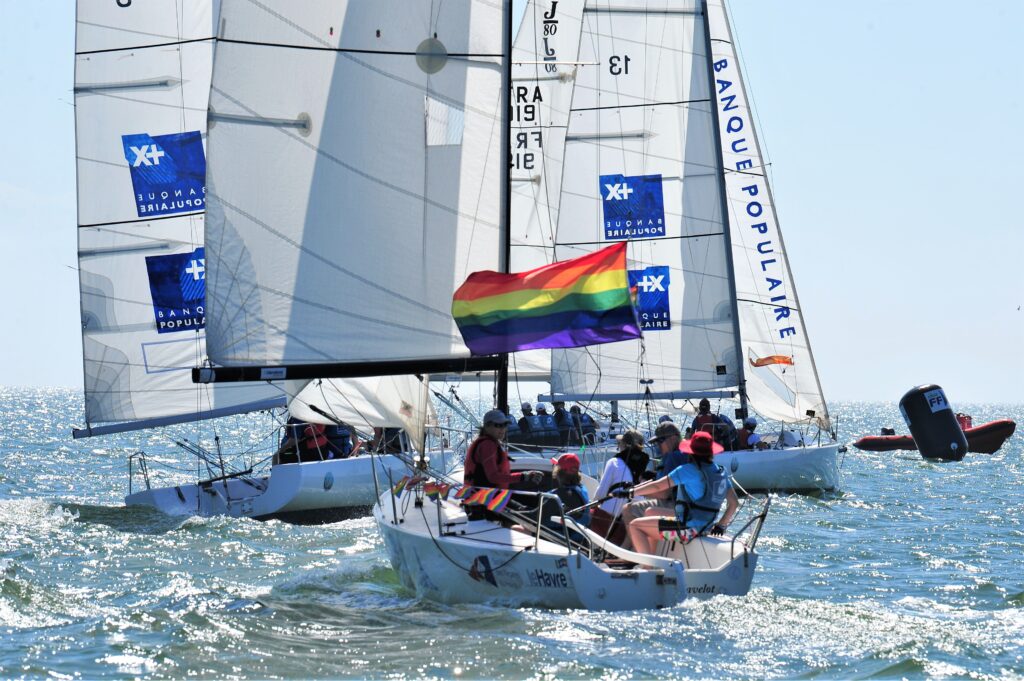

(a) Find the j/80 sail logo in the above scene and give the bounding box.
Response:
[145,248,205,334]
[121,131,206,218]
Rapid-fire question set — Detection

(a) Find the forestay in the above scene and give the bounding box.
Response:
[508,0,586,380]
[73,1,283,436]
[706,0,830,430]
[549,0,739,400]
[203,1,508,370]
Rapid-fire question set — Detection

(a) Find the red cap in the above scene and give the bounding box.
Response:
[551,453,581,475]
[679,431,725,456]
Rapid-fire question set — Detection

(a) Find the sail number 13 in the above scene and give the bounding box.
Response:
[609,55,631,76]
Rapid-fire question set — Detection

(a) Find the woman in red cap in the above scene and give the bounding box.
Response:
[618,431,739,555]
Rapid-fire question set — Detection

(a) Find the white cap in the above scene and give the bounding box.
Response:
[521,401,532,411]
[535,403,547,412]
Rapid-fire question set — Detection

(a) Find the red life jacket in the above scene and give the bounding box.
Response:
[301,424,328,451]
[463,436,508,487]
[736,427,754,449]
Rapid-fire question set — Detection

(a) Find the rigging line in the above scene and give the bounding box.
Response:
[75,36,214,56]
[555,231,725,247]
[216,37,501,59]
[78,212,205,230]
[569,97,712,113]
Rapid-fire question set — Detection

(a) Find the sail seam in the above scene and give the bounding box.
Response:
[736,297,801,313]
[571,98,711,113]
[555,231,725,247]
[78,212,204,230]
[216,37,501,59]
[76,36,214,56]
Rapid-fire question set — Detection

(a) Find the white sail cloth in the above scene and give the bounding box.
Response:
[74,1,282,433]
[706,0,831,430]
[203,1,508,369]
[287,376,436,454]
[550,0,737,398]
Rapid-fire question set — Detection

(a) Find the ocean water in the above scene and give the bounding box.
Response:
[1,386,1022,679]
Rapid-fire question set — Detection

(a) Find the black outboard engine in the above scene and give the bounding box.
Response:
[899,384,968,461]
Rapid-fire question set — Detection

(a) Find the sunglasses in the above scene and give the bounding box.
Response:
[486,422,508,428]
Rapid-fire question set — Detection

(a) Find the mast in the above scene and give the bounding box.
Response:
[496,0,513,412]
[701,0,748,416]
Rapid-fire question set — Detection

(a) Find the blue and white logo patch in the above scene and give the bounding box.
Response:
[144,247,206,334]
[629,265,671,331]
[121,131,206,218]
[600,173,665,239]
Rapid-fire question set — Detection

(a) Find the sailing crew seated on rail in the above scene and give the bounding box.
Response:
[464,409,544,520]
[614,432,739,555]
[275,419,330,464]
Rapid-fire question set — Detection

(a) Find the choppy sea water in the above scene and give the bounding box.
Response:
[1,386,1022,679]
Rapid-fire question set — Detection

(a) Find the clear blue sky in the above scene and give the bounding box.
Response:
[1,1,1020,404]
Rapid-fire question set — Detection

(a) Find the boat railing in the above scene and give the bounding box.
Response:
[730,494,771,560]
[127,451,151,496]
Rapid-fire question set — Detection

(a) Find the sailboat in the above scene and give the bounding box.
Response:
[72,1,422,522]
[518,0,842,493]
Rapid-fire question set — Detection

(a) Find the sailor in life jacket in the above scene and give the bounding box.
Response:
[690,397,732,448]
[541,453,591,542]
[463,409,544,520]
[616,431,739,555]
[736,416,768,450]
[274,419,328,464]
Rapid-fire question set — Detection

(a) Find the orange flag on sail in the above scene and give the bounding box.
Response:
[750,355,794,368]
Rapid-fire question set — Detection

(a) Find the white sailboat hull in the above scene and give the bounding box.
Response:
[718,444,841,493]
[125,455,410,523]
[374,491,759,611]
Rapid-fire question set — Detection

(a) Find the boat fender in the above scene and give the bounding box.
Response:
[898,384,968,461]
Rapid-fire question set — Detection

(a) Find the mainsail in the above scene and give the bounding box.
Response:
[73,1,283,438]
[203,1,509,371]
[706,0,831,430]
[549,0,739,401]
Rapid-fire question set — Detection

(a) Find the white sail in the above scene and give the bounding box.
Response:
[288,376,436,454]
[203,1,508,369]
[74,1,283,436]
[549,0,739,400]
[706,0,831,430]
[508,0,587,380]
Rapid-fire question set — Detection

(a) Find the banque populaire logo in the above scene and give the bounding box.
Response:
[600,173,665,239]
[144,247,206,334]
[121,131,206,218]
[629,265,671,331]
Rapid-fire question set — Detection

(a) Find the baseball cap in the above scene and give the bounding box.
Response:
[648,422,682,443]
[744,416,757,427]
[521,401,532,411]
[482,409,510,426]
[551,453,581,475]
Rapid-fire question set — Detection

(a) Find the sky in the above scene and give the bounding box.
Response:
[0,1,1020,405]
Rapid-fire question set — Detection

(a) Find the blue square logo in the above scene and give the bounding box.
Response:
[122,131,206,218]
[145,247,205,334]
[629,265,670,331]
[600,173,665,239]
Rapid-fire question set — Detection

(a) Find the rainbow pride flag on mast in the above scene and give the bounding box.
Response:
[452,242,641,355]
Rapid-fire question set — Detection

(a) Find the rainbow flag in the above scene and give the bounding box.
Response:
[452,486,475,501]
[452,242,641,355]
[485,489,512,513]
[423,482,451,501]
[391,476,410,498]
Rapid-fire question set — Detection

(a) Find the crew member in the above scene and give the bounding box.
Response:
[619,432,739,555]
[736,416,767,450]
[464,409,544,503]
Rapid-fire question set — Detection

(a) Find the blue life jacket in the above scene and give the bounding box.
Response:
[674,462,729,532]
[324,424,353,457]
